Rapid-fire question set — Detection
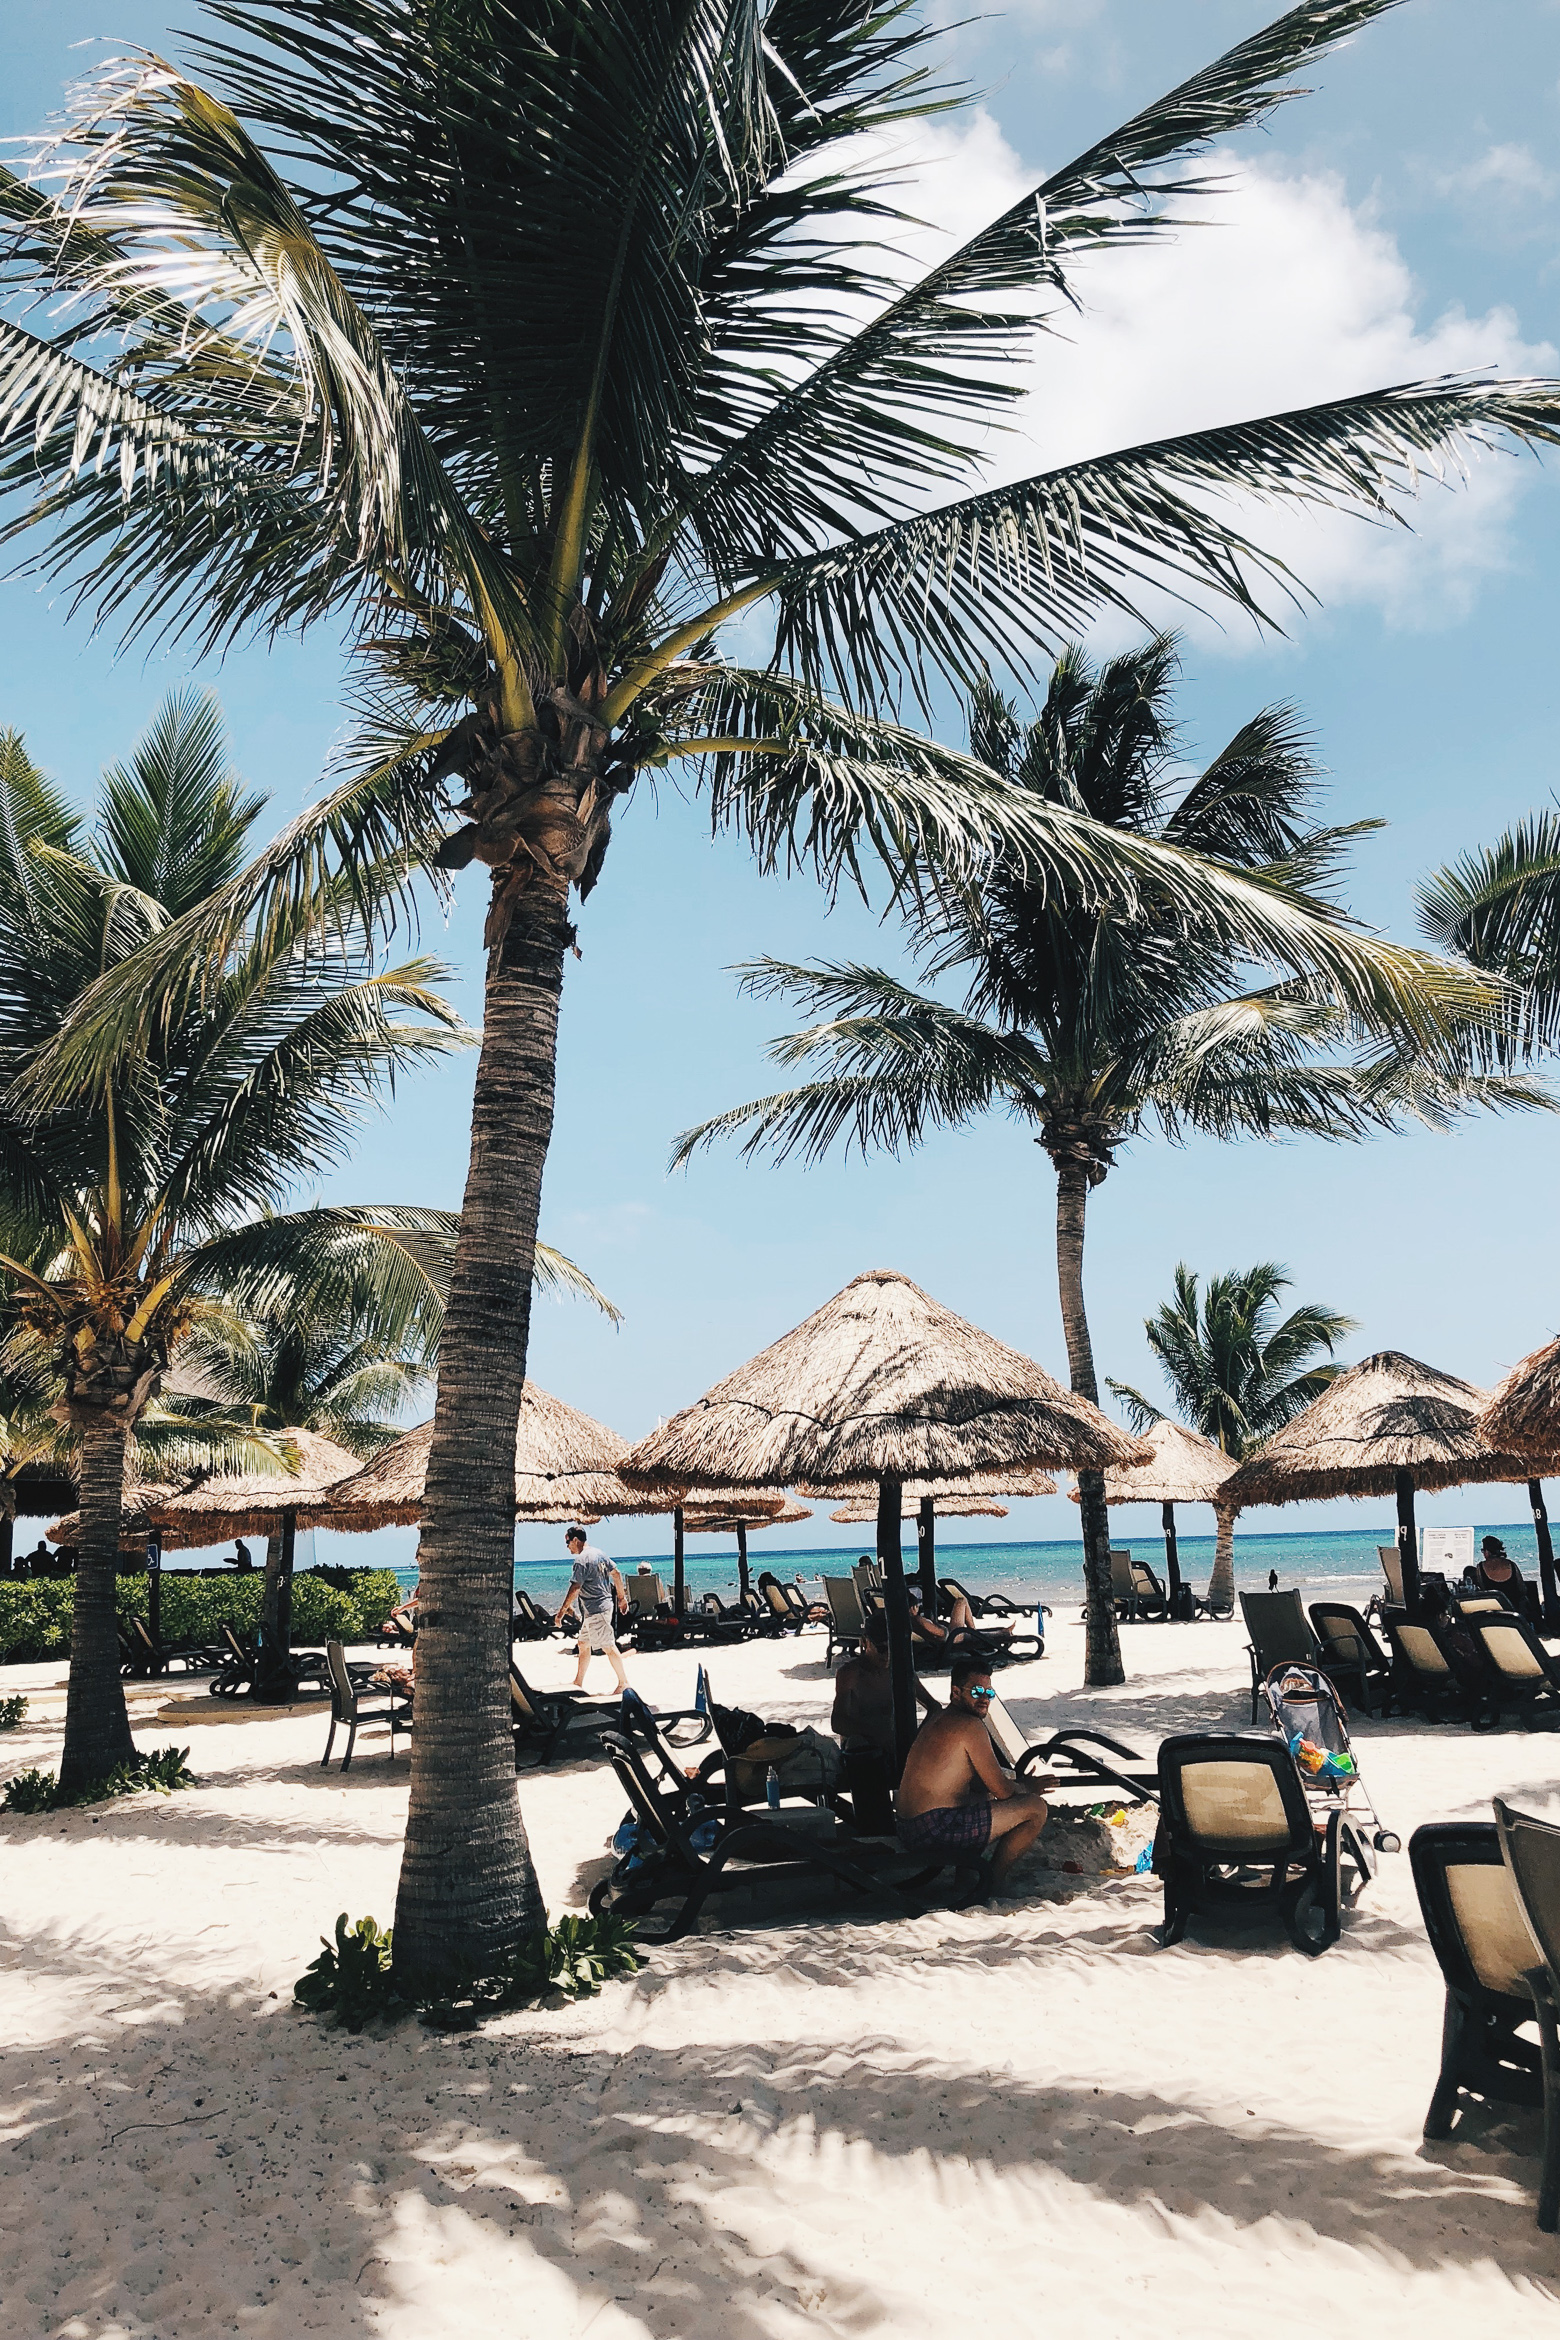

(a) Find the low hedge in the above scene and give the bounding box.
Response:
[0,1567,402,1664]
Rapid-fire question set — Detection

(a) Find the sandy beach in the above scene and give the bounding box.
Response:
[5,1611,1560,2340]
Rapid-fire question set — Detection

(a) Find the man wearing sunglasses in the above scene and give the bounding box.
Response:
[895,1654,1051,1897]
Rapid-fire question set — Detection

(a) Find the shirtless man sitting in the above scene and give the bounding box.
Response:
[895,1655,1050,1894]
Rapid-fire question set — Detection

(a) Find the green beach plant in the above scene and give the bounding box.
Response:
[6,0,1560,1963]
[294,1910,643,2031]
[1109,1262,1357,1609]
[675,645,1533,1682]
[0,1694,29,1729]
[1,1742,196,1813]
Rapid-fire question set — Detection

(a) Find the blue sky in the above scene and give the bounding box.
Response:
[7,1,1560,1565]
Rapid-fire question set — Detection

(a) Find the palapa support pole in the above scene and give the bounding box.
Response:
[735,1520,750,1602]
[917,1495,937,1612]
[1395,1469,1421,1620]
[673,1504,686,1619]
[1160,1501,1184,1615]
[877,1470,916,1775]
[259,1506,297,1699]
[1530,1480,1559,1635]
[146,1529,162,1649]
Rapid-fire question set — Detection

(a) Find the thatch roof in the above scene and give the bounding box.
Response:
[830,1495,1009,1523]
[1221,1351,1533,1508]
[622,1269,1145,1491]
[803,1466,1057,1503]
[144,1430,364,1545]
[1479,1337,1560,1463]
[46,1478,181,1552]
[681,1496,813,1534]
[1065,1419,1238,1509]
[321,1382,688,1531]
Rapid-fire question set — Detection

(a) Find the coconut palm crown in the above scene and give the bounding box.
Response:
[674,640,1542,1682]
[5,0,1558,1968]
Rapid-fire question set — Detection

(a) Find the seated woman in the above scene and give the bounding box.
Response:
[1466,1536,1540,1625]
[906,1584,1012,1650]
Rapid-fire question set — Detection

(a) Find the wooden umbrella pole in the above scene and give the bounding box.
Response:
[1530,1479,1559,1633]
[1161,1500,1184,1615]
[1396,1470,1421,1619]
[917,1495,937,1611]
[877,1471,916,1775]
[736,1519,750,1602]
[673,1505,686,1619]
[258,1506,297,1699]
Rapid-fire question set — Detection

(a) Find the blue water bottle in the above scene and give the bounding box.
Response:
[1036,1602,1047,1656]
[765,1765,781,1810]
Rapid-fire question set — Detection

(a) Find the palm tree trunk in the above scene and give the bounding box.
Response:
[58,1413,137,1794]
[1054,1160,1124,1688]
[1206,1503,1237,1615]
[391,887,567,1990]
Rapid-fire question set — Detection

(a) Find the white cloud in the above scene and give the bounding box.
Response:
[878,115,1558,646]
[1437,142,1558,202]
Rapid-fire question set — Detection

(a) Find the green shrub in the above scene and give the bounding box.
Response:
[2,1743,197,1814]
[294,1913,401,2032]
[293,1910,645,2031]
[0,1694,27,1728]
[0,1565,402,1664]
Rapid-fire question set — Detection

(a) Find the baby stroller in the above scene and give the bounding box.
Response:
[1260,1661,1402,1884]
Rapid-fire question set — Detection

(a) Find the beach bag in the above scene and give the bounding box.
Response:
[732,1725,842,1802]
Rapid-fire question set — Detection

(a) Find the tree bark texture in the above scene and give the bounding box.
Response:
[1206,1504,1237,1615]
[0,1504,12,1572]
[876,1473,917,1774]
[1053,1160,1124,1687]
[392,887,567,1988]
[58,1414,137,1792]
[258,1510,296,1699]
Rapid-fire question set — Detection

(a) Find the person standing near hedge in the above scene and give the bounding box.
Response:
[555,1528,629,1692]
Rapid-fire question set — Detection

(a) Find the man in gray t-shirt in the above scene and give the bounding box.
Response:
[555,1527,629,1689]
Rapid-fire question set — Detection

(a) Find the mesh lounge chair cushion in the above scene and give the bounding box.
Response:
[1110,1551,1133,1597]
[1496,1801,1560,1977]
[1476,1624,1547,1682]
[1379,1545,1406,1603]
[1178,1760,1296,1852]
[983,1695,1031,1772]
[1394,1625,1453,1678]
[1239,1591,1316,1666]
[1314,1613,1380,1666]
[1446,1862,1542,1998]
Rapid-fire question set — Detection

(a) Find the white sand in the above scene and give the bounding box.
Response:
[4,1611,1560,2339]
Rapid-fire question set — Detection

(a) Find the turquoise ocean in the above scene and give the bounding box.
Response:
[380,1520,1548,1610]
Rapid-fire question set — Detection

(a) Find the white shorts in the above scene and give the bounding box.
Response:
[576,1608,619,1652]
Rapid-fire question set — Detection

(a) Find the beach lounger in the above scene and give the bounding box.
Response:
[822,1574,865,1663]
[1156,1732,1371,1954]
[1493,1798,1560,2228]
[939,1574,1026,1621]
[1308,1602,1394,1718]
[1238,1590,1320,1721]
[321,1641,411,1769]
[510,1587,559,1641]
[1127,1557,1169,1621]
[1411,1819,1547,2188]
[983,1691,1158,1806]
[1381,1615,1488,1724]
[509,1664,626,1767]
[625,1574,669,1620]
[588,1727,936,1942]
[1378,1543,1407,1607]
[1467,1615,1560,1729]
[121,1614,225,1679]
[376,1609,417,1651]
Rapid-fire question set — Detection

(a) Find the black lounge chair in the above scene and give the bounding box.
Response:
[1468,1616,1560,1729]
[1309,1602,1394,1718]
[121,1614,225,1679]
[1115,1551,1170,1622]
[1493,1797,1560,2229]
[510,1587,559,1642]
[209,1620,331,1699]
[821,1575,865,1663]
[983,1692,1158,1807]
[375,1609,417,1652]
[1238,1590,1320,1721]
[757,1571,826,1630]
[1382,1614,1491,1725]
[588,1727,937,1941]
[510,1665,621,1766]
[321,1640,411,1768]
[1411,1818,1548,2200]
[1156,1732,1371,1954]
[939,1574,1028,1622]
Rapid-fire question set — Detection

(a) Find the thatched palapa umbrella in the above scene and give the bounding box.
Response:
[680,1495,812,1601]
[622,1269,1142,1766]
[1222,1351,1533,1618]
[1067,1419,1237,1615]
[822,1470,1055,1607]
[1480,1337,1560,1626]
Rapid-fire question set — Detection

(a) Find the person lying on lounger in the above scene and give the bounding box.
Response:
[895,1655,1050,1895]
[905,1584,1011,1650]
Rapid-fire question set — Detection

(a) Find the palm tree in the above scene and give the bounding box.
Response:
[0,698,470,1789]
[5,2,1557,1972]
[675,643,1530,1682]
[1109,1262,1356,1609]
[1419,816,1560,1061]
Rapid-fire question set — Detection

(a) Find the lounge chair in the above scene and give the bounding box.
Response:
[588,1727,937,1941]
[121,1614,225,1679]
[1467,1616,1560,1729]
[510,1664,623,1767]
[1238,1590,1320,1721]
[376,1609,417,1651]
[209,1620,331,1699]
[1156,1732,1371,1954]
[1411,1819,1547,2195]
[1127,1557,1169,1621]
[1381,1614,1488,1724]
[625,1574,669,1620]
[1379,1543,1407,1608]
[1309,1602,1394,1718]
[983,1691,1158,1807]
[939,1574,1026,1621]
[320,1640,411,1769]
[1493,1797,1560,2229]
[822,1574,865,1663]
[510,1587,559,1641]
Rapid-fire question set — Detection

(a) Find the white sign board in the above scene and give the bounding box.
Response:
[1420,1525,1474,1576]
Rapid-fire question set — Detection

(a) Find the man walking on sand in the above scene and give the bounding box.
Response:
[555,1527,630,1691]
[896,1654,1052,1899]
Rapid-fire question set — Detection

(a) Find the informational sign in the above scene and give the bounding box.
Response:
[1420,1525,1474,1578]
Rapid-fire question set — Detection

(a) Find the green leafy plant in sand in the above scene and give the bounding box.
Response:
[0,1693,26,1728]
[294,1911,645,2033]
[2,1743,195,1813]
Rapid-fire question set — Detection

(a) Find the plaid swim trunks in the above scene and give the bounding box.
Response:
[896,1799,994,1856]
